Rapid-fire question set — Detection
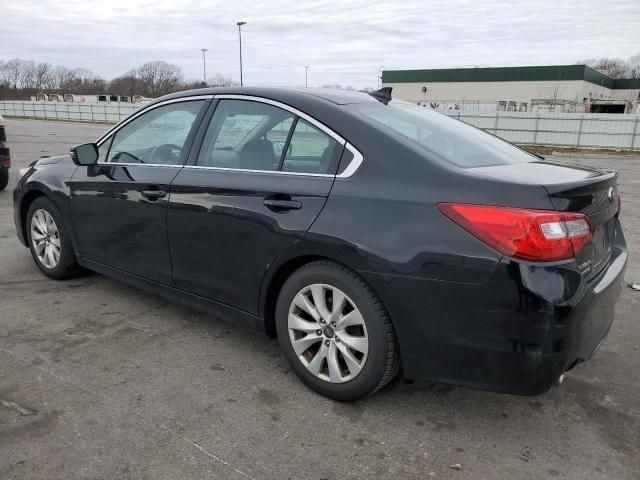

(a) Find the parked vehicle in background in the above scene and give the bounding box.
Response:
[0,115,10,191]
[13,87,627,401]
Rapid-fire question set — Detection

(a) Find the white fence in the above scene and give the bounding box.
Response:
[0,101,140,123]
[443,111,640,150]
[2,101,640,151]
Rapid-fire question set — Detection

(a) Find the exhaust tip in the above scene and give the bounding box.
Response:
[556,374,565,386]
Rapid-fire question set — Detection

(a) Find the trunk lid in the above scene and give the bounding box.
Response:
[469,161,619,277]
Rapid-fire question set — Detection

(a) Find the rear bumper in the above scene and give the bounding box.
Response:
[361,220,627,395]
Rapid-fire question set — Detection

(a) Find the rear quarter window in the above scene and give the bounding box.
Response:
[355,102,536,168]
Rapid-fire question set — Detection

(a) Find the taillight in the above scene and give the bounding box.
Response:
[437,203,592,262]
[0,148,10,168]
[616,193,621,217]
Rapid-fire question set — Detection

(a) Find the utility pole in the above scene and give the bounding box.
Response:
[201,48,208,84]
[305,66,309,87]
[237,21,247,86]
[378,65,385,89]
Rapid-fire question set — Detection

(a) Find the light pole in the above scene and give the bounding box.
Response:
[237,21,247,86]
[305,66,309,87]
[201,48,208,84]
[378,65,385,89]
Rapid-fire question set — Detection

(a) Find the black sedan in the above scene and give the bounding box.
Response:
[13,87,627,401]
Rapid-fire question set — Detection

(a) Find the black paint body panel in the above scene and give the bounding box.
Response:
[168,168,333,314]
[69,164,181,284]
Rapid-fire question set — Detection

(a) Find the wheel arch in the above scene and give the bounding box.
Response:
[19,188,48,242]
[259,252,395,342]
[261,254,328,338]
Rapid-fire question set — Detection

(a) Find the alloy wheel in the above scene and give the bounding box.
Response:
[288,283,369,383]
[30,209,61,269]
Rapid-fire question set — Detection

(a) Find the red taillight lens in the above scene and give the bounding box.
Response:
[0,147,9,168]
[437,203,592,262]
[616,193,621,217]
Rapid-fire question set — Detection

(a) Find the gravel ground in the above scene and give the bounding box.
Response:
[0,118,639,480]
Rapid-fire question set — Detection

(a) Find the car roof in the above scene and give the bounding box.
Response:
[152,86,381,107]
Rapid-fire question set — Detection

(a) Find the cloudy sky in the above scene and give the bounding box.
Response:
[2,0,639,88]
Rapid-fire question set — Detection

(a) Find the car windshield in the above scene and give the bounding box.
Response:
[354,101,536,168]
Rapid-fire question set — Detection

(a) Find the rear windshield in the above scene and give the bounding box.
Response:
[354,102,536,168]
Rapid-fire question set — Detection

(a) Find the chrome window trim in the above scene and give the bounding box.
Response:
[337,143,364,179]
[213,94,345,144]
[95,95,214,148]
[93,93,365,178]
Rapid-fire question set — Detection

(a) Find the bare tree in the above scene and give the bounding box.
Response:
[33,63,53,91]
[579,57,629,78]
[136,61,183,97]
[320,83,344,90]
[109,73,145,96]
[2,58,24,89]
[628,53,640,79]
[207,73,238,87]
[50,66,74,90]
[18,60,37,89]
[547,79,566,112]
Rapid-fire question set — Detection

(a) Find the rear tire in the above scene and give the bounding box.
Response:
[0,170,8,191]
[26,196,82,280]
[275,261,399,401]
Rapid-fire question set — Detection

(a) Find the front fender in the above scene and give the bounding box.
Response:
[13,156,78,249]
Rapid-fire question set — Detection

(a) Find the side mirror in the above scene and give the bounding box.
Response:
[71,143,99,166]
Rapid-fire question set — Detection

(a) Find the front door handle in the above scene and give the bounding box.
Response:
[141,189,167,200]
[263,198,302,211]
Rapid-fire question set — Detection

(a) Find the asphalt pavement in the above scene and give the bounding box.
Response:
[1,118,639,479]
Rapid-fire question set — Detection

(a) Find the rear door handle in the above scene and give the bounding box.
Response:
[263,198,302,211]
[141,189,167,200]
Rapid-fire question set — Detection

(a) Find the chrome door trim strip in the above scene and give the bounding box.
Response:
[94,162,184,168]
[181,164,334,178]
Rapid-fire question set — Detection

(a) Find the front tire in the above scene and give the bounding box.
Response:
[26,196,81,280]
[275,261,399,401]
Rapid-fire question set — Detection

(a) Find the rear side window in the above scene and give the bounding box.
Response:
[282,119,342,174]
[197,99,342,174]
[354,102,535,168]
[198,100,295,171]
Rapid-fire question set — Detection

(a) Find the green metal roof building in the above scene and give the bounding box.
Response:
[382,65,640,113]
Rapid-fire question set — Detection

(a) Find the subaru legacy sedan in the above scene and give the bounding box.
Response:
[14,87,627,401]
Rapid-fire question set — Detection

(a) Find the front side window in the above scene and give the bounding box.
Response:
[105,100,204,165]
[354,101,536,168]
[197,99,342,174]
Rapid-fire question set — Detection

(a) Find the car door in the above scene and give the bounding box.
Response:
[69,97,209,283]
[167,97,345,314]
